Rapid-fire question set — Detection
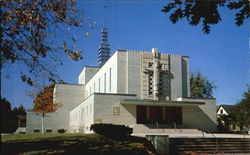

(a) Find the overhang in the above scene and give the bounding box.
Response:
[120,99,205,106]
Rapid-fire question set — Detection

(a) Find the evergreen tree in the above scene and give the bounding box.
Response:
[190,72,216,98]
[232,86,250,130]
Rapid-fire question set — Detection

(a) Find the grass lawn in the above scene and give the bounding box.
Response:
[1,133,155,155]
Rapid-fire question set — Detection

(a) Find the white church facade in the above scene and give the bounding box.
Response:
[27,48,217,134]
[26,28,217,134]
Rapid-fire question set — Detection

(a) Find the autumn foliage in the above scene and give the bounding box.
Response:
[1,0,86,86]
[32,84,61,114]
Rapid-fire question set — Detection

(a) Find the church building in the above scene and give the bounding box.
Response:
[26,28,217,134]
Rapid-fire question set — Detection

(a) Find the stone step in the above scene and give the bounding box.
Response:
[170,138,250,142]
[169,138,250,154]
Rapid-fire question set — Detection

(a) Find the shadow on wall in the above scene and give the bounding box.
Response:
[183,106,217,132]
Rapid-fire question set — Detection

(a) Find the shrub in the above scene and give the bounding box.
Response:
[58,129,67,133]
[90,123,133,138]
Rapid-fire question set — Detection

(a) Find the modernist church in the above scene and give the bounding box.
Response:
[26,28,217,134]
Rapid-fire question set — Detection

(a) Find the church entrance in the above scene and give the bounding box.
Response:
[136,106,182,124]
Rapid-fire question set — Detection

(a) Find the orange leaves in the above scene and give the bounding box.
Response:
[1,0,84,87]
[32,84,62,114]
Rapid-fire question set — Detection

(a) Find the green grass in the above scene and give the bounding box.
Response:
[1,133,155,155]
[1,133,86,142]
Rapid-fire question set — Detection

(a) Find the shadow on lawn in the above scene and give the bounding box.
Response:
[1,134,156,155]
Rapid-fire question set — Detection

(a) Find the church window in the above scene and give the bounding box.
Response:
[109,68,111,92]
[112,107,120,115]
[148,72,153,95]
[87,105,88,116]
[90,103,92,114]
[98,78,100,92]
[104,73,106,93]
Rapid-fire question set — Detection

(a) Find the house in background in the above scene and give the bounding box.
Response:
[217,105,240,132]
[15,115,26,133]
[217,105,234,116]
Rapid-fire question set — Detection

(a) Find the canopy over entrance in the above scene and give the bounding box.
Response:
[120,99,205,106]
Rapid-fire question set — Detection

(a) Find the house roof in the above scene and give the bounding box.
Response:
[218,105,235,114]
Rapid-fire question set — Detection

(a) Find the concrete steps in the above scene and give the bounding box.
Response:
[169,138,250,154]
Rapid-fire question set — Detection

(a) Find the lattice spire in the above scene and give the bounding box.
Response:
[98,1,110,66]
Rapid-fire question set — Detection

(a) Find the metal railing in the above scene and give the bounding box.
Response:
[173,122,176,131]
[203,127,218,153]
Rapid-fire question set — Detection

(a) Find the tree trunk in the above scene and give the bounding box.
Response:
[41,113,45,134]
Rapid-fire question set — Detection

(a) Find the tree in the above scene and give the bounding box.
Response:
[12,105,27,116]
[162,0,249,33]
[0,98,26,133]
[232,86,250,131]
[190,72,216,98]
[1,0,94,87]
[0,98,16,133]
[32,84,61,134]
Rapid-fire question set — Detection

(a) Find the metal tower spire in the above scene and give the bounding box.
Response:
[98,28,110,66]
[98,1,110,66]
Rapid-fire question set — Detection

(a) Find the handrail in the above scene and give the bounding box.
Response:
[155,121,159,129]
[173,122,176,131]
[203,127,218,153]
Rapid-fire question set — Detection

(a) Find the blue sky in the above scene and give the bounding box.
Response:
[2,1,249,110]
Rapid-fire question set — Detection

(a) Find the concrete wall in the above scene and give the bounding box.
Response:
[84,52,118,97]
[117,51,127,93]
[170,55,183,100]
[78,67,100,85]
[26,84,85,133]
[90,93,137,133]
[126,52,141,95]
[70,95,94,133]
[179,98,217,132]
[181,56,190,97]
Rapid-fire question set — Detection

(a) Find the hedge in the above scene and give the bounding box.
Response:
[90,123,133,138]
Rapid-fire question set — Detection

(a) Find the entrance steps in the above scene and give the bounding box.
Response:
[169,137,250,154]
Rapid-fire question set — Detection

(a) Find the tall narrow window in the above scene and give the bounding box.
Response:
[148,72,153,95]
[109,68,112,92]
[87,105,88,116]
[98,78,100,92]
[104,73,106,93]
[89,103,92,114]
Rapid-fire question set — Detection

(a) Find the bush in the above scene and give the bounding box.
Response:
[90,123,133,138]
[58,129,67,133]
